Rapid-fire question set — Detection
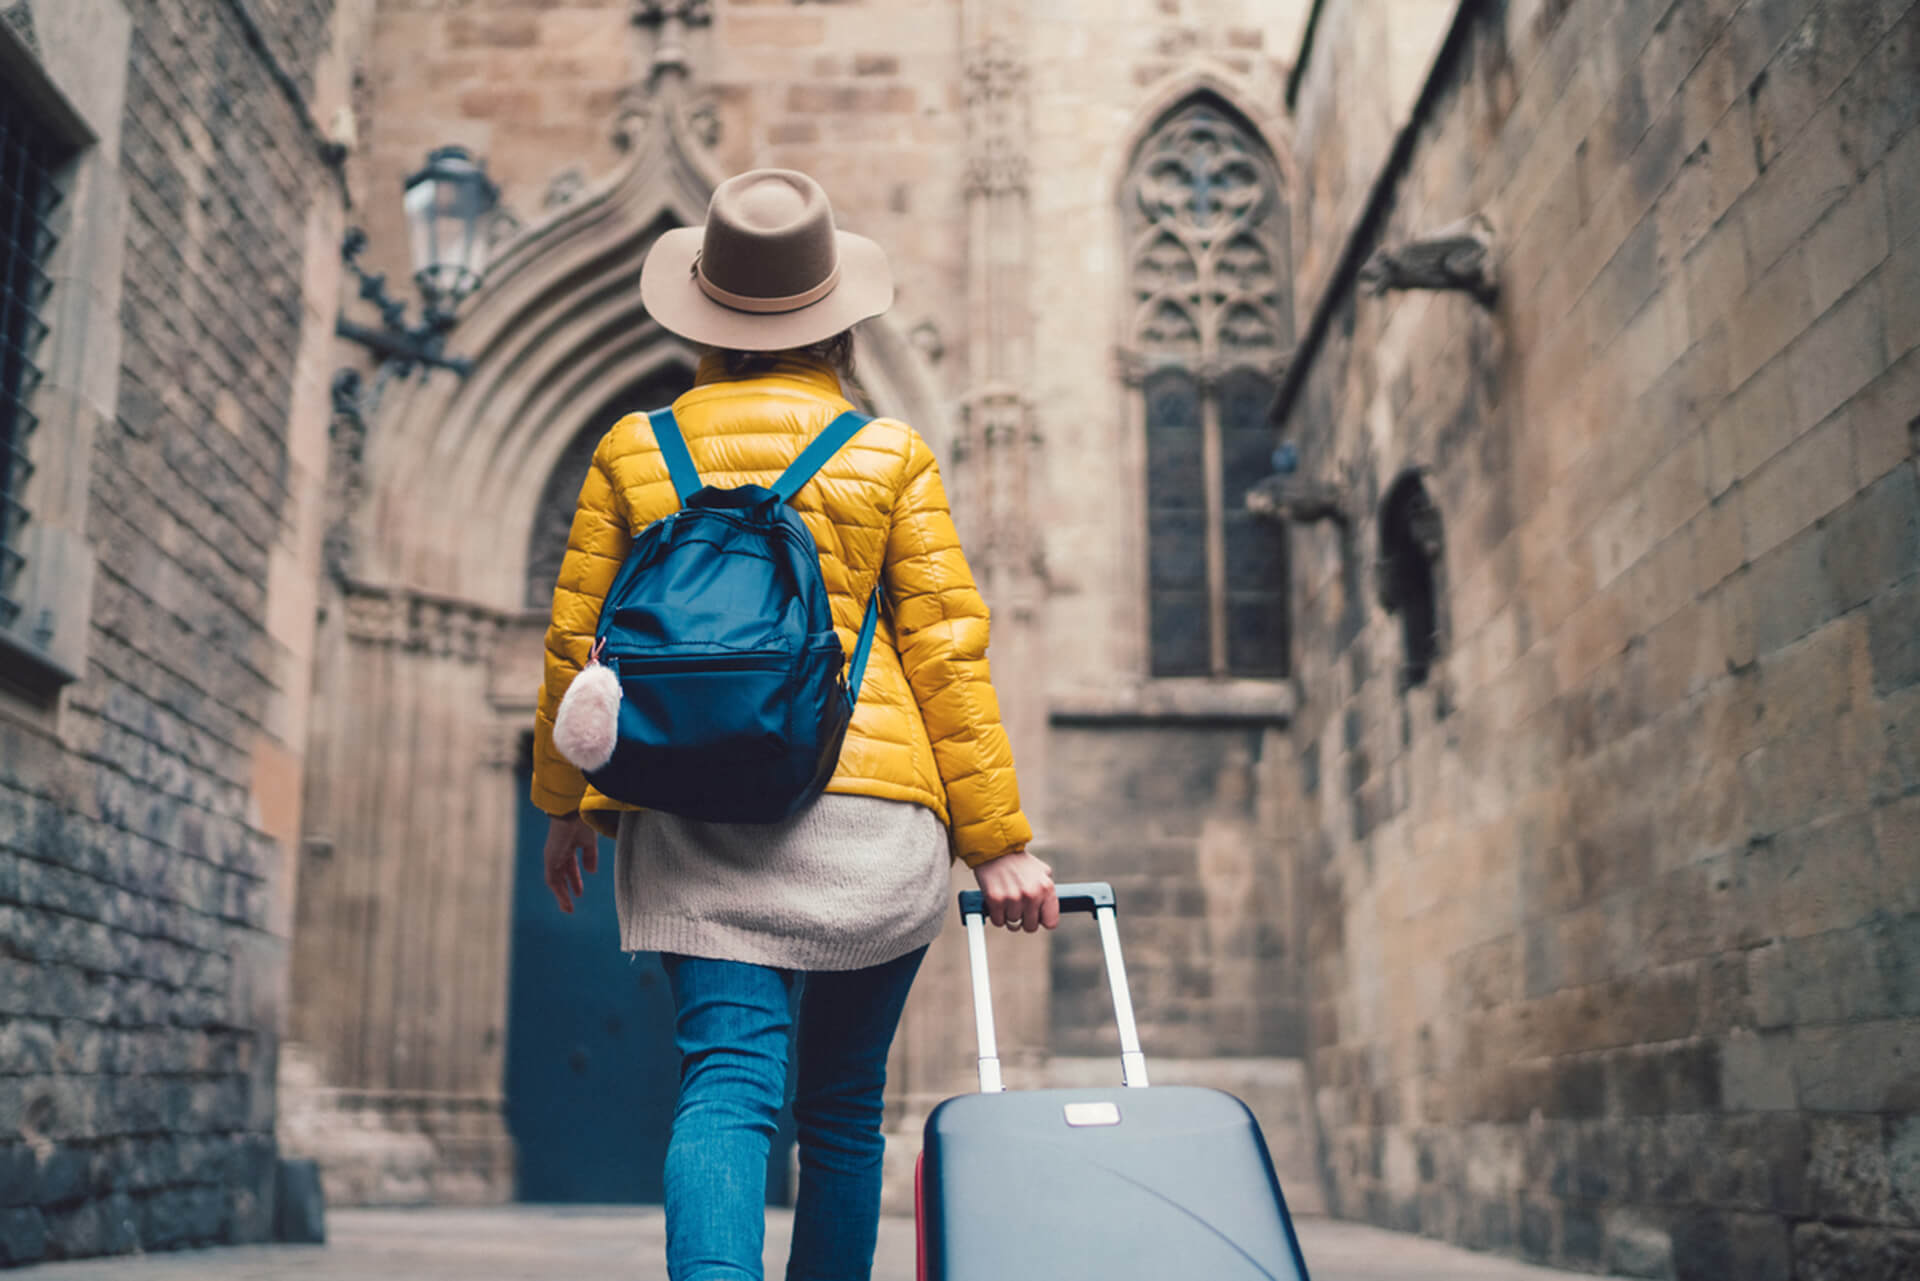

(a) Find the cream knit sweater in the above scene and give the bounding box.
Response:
[613,794,950,971]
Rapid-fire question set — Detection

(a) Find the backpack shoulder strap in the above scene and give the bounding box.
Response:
[844,587,883,710]
[649,408,702,505]
[772,411,871,504]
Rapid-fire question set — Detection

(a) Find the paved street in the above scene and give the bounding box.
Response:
[24,1205,1589,1280]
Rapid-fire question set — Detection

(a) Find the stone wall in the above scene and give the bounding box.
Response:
[0,0,348,1262]
[1046,724,1306,1058]
[1278,0,1920,1275]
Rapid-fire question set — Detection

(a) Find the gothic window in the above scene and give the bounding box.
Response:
[1126,100,1291,679]
[524,363,695,608]
[0,88,67,629]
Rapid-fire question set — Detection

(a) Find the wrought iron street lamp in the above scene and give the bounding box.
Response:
[335,145,500,381]
[405,146,499,324]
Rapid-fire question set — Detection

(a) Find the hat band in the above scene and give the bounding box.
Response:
[694,257,842,315]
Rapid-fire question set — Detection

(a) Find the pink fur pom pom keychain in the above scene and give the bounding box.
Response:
[552,637,621,773]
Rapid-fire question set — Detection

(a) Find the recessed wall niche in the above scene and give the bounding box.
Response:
[1375,470,1447,690]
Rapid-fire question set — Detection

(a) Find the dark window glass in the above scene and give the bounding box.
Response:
[1223,509,1284,585]
[1150,590,1210,678]
[1144,366,1204,507]
[0,92,65,629]
[1218,368,1287,675]
[1218,368,1276,506]
[1226,590,1289,678]
[1145,422,1206,506]
[1146,367,1208,676]
[1149,508,1207,591]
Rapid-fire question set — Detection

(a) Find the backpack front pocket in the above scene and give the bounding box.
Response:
[609,650,798,760]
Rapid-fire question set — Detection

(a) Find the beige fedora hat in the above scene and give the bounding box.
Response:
[640,169,893,351]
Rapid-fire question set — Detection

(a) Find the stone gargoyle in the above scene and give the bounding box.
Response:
[1245,470,1354,528]
[1358,213,1498,306]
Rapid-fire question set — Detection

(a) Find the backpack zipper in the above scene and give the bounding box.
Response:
[603,649,792,673]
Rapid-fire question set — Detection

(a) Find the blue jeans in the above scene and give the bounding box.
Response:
[660,946,928,1281]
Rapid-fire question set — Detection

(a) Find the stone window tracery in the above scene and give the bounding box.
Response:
[1125,101,1291,678]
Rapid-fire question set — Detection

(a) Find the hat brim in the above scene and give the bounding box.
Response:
[639,226,894,351]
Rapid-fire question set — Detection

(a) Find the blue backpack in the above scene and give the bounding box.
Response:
[579,407,880,824]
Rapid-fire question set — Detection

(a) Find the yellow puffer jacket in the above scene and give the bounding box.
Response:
[530,353,1032,866]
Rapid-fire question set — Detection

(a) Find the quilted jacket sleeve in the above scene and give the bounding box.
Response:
[530,433,633,817]
[884,428,1033,866]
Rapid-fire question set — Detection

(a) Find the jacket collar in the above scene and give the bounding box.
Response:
[687,351,844,400]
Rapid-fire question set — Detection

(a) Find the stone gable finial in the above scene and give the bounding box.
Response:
[632,0,712,26]
[621,0,714,141]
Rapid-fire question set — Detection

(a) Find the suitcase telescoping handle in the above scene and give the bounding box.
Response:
[957,881,1149,1093]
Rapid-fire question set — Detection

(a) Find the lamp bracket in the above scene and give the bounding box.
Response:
[335,228,472,377]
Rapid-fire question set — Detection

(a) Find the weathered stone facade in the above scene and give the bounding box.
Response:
[0,0,353,1263]
[1276,0,1920,1274]
[5,0,1915,1274]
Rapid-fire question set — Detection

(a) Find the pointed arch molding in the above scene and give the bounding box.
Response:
[350,104,953,613]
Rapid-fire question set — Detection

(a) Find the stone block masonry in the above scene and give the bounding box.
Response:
[0,0,344,1264]
[1279,0,1920,1275]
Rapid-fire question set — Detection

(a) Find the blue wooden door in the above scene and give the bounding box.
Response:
[504,762,796,1203]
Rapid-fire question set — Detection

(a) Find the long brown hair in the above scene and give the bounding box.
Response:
[714,329,856,382]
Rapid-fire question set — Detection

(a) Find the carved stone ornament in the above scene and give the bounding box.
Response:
[325,373,373,581]
[1245,471,1353,528]
[684,100,722,149]
[1125,104,1287,364]
[486,207,523,254]
[1358,213,1498,305]
[631,0,712,86]
[908,320,945,365]
[963,40,1028,197]
[342,584,508,665]
[1115,345,1291,391]
[632,0,712,26]
[543,168,588,212]
[1,2,39,57]
[611,83,653,153]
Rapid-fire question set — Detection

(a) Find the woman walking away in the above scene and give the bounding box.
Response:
[528,168,1057,1281]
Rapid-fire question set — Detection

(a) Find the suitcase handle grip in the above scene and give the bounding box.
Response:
[956,880,1148,1092]
[958,881,1114,920]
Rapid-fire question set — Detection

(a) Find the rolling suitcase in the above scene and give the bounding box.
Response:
[914,882,1312,1280]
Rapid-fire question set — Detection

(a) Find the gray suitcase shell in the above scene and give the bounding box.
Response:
[916,883,1311,1280]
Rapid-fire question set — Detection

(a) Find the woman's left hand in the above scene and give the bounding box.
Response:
[543,812,600,914]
